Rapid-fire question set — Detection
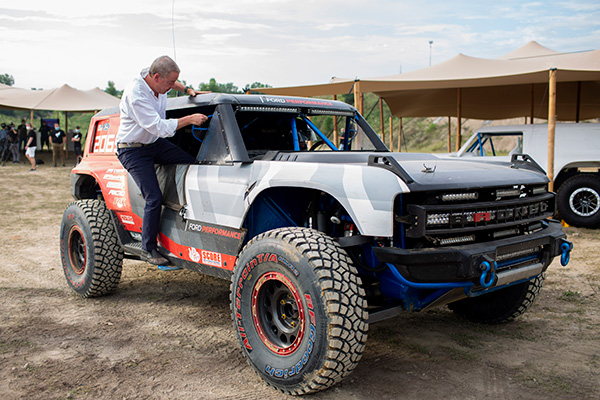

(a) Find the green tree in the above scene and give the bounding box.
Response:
[0,73,15,86]
[105,81,122,98]
[243,82,272,93]
[198,78,239,93]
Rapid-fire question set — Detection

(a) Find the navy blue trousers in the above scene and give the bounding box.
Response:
[117,138,196,252]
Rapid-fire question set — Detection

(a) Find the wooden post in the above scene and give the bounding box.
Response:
[530,83,534,124]
[379,98,384,142]
[576,81,581,123]
[447,116,452,152]
[397,117,402,152]
[548,69,557,191]
[30,110,34,126]
[65,111,69,158]
[456,88,462,152]
[353,80,363,115]
[333,94,339,146]
[389,116,393,151]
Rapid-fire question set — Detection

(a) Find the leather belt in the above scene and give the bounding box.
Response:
[117,142,149,149]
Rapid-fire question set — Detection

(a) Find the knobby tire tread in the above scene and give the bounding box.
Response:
[450,274,545,324]
[71,199,123,297]
[231,227,368,395]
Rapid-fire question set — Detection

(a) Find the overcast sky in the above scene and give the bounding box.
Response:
[1,0,599,92]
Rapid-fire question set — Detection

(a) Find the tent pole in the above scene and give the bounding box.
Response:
[333,95,339,146]
[65,111,69,159]
[388,116,393,151]
[530,83,534,124]
[548,69,557,191]
[576,81,581,123]
[379,98,384,141]
[456,88,462,152]
[397,117,402,152]
[30,109,33,126]
[353,81,363,115]
[447,116,452,152]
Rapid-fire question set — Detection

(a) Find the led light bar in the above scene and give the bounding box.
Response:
[436,234,476,246]
[441,192,478,202]
[496,187,521,199]
[492,228,519,239]
[497,246,540,262]
[532,186,548,195]
[309,109,355,117]
[238,106,300,113]
[427,213,450,225]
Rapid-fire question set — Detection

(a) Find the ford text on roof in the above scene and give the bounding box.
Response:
[60,93,572,395]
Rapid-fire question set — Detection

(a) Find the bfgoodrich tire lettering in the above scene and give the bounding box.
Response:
[231,227,368,395]
[60,199,123,297]
[557,174,600,228]
[448,274,545,324]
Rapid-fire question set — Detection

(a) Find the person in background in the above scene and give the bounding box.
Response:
[17,119,27,152]
[24,123,37,171]
[39,120,50,150]
[71,125,83,165]
[0,123,8,164]
[6,122,20,165]
[50,122,66,167]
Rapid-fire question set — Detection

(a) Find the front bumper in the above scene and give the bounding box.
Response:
[373,219,570,286]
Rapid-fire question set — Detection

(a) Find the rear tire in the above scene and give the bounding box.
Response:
[557,174,600,228]
[448,274,545,324]
[231,227,368,395]
[60,199,123,297]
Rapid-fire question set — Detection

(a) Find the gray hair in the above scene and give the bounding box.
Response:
[149,56,180,77]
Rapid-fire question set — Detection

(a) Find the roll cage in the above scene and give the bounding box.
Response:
[167,101,388,165]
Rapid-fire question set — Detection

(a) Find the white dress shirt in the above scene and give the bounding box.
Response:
[116,68,178,144]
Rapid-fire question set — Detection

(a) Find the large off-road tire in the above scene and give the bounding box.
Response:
[231,227,368,395]
[448,274,545,324]
[60,199,123,297]
[557,174,600,228]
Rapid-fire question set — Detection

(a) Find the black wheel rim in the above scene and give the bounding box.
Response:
[252,271,305,355]
[67,226,87,275]
[570,187,600,217]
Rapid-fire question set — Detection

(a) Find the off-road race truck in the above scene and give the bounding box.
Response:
[60,93,572,395]
[450,123,600,228]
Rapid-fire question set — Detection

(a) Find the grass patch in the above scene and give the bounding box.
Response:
[0,339,35,353]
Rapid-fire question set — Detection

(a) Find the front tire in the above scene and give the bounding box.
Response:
[557,174,600,228]
[448,274,545,324]
[231,227,368,395]
[60,199,123,297]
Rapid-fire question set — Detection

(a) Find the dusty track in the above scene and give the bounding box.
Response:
[1,152,599,399]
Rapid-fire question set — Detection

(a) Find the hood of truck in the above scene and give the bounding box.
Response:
[263,151,549,190]
[389,154,549,190]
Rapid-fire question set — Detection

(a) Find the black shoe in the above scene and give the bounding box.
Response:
[142,249,169,265]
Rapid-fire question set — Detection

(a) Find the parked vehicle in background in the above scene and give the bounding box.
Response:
[452,123,600,228]
[61,94,572,395]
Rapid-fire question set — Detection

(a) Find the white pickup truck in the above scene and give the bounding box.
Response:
[452,123,600,228]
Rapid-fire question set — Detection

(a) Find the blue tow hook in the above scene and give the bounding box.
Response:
[479,261,496,288]
[560,241,573,266]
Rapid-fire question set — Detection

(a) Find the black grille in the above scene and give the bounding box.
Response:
[403,192,555,239]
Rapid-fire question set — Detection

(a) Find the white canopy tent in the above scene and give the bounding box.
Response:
[0,83,120,152]
[0,83,119,112]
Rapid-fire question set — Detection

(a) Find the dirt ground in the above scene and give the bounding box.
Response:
[1,151,599,400]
